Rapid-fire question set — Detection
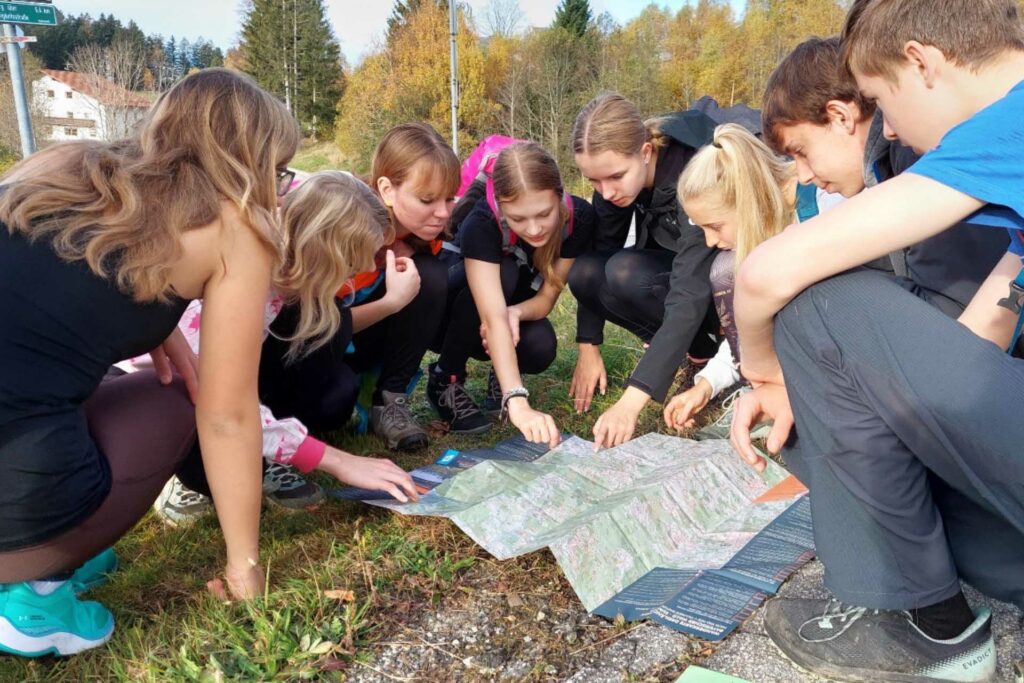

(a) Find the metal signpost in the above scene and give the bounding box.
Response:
[2,1,59,157]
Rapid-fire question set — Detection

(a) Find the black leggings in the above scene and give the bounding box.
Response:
[0,372,196,583]
[259,302,360,432]
[569,248,720,358]
[347,251,448,396]
[435,256,557,378]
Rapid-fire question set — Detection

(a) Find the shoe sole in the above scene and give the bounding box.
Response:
[446,422,492,436]
[264,492,325,512]
[767,626,980,683]
[391,433,430,451]
[0,616,113,657]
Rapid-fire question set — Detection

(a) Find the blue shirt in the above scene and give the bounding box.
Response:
[910,79,1024,256]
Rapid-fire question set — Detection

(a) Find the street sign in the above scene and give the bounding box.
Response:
[0,2,58,27]
[0,35,36,43]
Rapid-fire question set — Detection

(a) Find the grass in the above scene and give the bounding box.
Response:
[290,140,350,174]
[0,162,728,681]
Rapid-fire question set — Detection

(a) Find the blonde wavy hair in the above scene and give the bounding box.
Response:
[0,68,299,303]
[571,92,677,157]
[491,142,570,289]
[275,171,392,359]
[678,124,796,265]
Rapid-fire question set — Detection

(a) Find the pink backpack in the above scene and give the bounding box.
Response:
[457,135,575,256]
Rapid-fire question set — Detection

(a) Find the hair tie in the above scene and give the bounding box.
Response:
[712,140,723,149]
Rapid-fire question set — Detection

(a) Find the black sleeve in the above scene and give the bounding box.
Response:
[459,204,504,264]
[627,221,717,402]
[560,196,596,260]
[591,190,633,251]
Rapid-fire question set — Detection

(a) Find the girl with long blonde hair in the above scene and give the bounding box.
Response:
[664,123,842,432]
[0,70,411,658]
[428,142,596,448]
[139,172,418,525]
[569,92,722,451]
[258,123,459,453]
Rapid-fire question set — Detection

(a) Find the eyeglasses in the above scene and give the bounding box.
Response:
[276,169,297,197]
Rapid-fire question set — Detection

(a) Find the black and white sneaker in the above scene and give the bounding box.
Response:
[426,364,491,434]
[483,366,502,414]
[765,598,996,683]
[262,462,325,510]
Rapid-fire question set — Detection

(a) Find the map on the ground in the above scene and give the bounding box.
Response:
[330,433,815,640]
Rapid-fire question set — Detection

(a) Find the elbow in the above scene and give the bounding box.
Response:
[736,246,802,308]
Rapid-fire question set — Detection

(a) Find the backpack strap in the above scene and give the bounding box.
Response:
[998,265,1024,354]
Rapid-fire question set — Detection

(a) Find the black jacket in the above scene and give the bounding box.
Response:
[580,136,718,402]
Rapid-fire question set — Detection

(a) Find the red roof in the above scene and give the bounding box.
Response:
[41,69,152,109]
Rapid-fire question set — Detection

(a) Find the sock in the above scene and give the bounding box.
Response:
[910,591,975,640]
[29,571,73,596]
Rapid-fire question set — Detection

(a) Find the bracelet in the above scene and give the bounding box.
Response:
[499,387,530,422]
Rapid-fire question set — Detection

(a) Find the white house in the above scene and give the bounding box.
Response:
[32,69,152,142]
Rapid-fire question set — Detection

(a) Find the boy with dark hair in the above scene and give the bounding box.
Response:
[730,0,1024,680]
[763,36,1008,317]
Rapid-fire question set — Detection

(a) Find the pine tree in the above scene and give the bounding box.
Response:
[552,0,592,38]
[240,0,344,136]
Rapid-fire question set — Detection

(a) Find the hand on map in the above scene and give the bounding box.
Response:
[729,383,794,473]
[318,446,419,503]
[664,379,713,430]
[207,560,265,602]
[592,387,647,450]
[508,399,560,449]
[150,327,199,403]
[569,343,607,413]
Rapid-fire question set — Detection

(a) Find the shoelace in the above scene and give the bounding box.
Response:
[710,387,749,427]
[380,397,413,430]
[440,379,482,420]
[486,370,501,403]
[265,463,303,488]
[815,599,879,629]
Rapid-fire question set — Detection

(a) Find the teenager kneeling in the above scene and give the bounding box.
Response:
[430,142,595,447]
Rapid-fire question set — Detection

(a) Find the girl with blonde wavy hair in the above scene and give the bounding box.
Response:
[0,69,409,658]
[568,92,723,452]
[428,142,596,448]
[664,123,842,433]
[259,123,460,454]
[138,171,418,527]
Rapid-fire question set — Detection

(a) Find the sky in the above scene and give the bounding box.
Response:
[53,0,746,66]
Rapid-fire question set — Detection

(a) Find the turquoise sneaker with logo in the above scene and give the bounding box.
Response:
[69,548,118,593]
[0,582,114,657]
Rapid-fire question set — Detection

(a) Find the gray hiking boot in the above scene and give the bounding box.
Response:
[765,597,996,683]
[371,390,429,451]
[694,386,773,441]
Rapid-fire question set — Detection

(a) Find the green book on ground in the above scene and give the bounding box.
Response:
[675,665,750,683]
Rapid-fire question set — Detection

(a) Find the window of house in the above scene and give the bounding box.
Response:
[67,112,74,119]
[65,127,78,136]
[46,90,54,98]
[65,91,73,99]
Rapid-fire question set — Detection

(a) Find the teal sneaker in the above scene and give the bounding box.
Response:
[0,582,114,657]
[69,548,118,594]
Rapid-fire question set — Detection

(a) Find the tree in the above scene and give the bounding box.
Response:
[0,49,46,158]
[386,0,444,44]
[67,38,149,139]
[482,0,524,38]
[552,0,592,38]
[240,0,345,137]
[337,1,496,170]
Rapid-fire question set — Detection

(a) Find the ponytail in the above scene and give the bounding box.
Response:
[678,123,796,265]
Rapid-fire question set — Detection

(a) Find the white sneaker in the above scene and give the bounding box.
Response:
[153,476,213,527]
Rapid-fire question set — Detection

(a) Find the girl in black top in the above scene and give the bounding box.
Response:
[568,93,721,449]
[429,142,595,447]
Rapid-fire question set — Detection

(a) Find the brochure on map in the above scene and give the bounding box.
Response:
[328,433,815,640]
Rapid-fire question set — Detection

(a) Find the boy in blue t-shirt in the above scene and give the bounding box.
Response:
[730,1,1024,681]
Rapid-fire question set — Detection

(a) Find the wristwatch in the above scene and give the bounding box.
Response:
[499,387,530,422]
